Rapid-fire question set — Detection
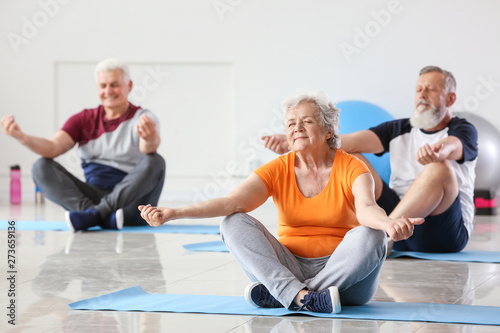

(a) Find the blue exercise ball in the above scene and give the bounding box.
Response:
[454,111,500,190]
[337,100,394,184]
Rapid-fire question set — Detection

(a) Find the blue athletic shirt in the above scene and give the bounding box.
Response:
[369,117,478,235]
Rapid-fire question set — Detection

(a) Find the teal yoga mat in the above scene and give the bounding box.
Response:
[0,220,220,234]
[68,285,500,325]
[182,240,500,263]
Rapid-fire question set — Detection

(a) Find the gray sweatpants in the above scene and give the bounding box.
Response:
[220,213,386,308]
[32,153,166,226]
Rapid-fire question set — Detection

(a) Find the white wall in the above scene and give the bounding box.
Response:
[1,0,500,203]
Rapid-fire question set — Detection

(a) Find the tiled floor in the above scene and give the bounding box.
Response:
[1,199,500,332]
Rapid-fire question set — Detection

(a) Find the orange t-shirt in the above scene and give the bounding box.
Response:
[254,149,370,258]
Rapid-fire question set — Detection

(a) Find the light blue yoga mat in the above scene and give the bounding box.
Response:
[68,285,500,325]
[182,240,229,252]
[389,250,500,263]
[0,220,219,234]
[183,240,500,263]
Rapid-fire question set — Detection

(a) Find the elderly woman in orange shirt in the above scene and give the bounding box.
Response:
[139,91,423,314]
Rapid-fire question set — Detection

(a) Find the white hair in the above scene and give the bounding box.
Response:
[419,65,456,94]
[94,58,131,83]
[281,91,341,149]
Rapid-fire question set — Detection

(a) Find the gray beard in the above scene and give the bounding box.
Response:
[410,103,446,129]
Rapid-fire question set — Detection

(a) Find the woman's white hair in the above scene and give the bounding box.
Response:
[281,91,341,149]
[94,58,131,83]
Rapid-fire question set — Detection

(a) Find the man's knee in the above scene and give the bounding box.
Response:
[140,153,166,176]
[420,160,456,183]
[31,158,54,183]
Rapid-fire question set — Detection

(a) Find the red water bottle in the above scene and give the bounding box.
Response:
[10,165,21,204]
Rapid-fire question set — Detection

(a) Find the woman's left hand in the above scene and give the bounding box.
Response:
[386,216,425,241]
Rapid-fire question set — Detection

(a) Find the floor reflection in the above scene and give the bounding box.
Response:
[14,231,165,332]
[244,316,379,333]
[377,260,474,305]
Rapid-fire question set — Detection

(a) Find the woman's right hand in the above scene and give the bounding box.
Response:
[138,204,175,227]
[262,134,290,155]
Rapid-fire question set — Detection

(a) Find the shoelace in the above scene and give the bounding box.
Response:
[297,290,331,312]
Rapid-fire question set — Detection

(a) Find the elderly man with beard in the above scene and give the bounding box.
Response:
[262,66,478,253]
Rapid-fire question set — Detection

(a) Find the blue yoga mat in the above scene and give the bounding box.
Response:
[389,250,500,263]
[0,220,219,234]
[182,240,229,252]
[183,241,500,263]
[68,285,500,325]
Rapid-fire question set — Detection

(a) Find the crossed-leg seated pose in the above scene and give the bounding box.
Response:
[33,153,165,230]
[263,66,478,253]
[1,58,166,231]
[139,91,422,313]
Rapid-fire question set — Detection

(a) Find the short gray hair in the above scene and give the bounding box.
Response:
[94,58,131,83]
[419,65,456,94]
[281,91,340,149]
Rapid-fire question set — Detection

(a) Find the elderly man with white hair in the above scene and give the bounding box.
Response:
[1,58,165,231]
